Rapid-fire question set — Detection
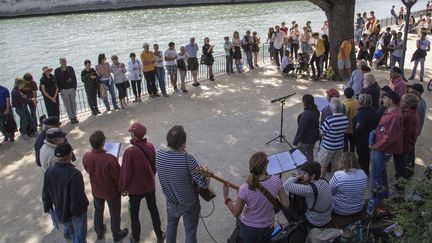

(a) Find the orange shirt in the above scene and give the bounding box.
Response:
[338,40,352,60]
[140,51,155,72]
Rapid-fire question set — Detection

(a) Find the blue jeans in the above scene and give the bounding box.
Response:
[64,212,87,243]
[240,221,273,243]
[14,106,34,135]
[155,67,167,94]
[411,57,425,78]
[101,79,118,109]
[245,49,254,68]
[166,199,200,243]
[354,28,363,46]
[371,151,392,202]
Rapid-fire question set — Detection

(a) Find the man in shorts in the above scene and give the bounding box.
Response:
[337,37,353,81]
[319,97,349,178]
[185,37,200,87]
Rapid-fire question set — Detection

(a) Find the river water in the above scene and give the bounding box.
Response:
[0,0,428,88]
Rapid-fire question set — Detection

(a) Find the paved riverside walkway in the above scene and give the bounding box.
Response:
[0,32,431,243]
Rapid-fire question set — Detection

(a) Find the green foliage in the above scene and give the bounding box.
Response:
[388,176,432,242]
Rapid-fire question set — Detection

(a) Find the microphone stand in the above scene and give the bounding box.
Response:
[266,93,295,149]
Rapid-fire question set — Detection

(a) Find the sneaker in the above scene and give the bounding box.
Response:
[192,82,200,87]
[113,228,129,242]
[408,76,415,80]
[163,93,170,97]
[209,76,215,81]
[157,232,166,243]
[97,225,107,240]
[182,89,188,93]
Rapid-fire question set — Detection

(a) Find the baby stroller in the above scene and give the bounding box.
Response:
[295,52,310,76]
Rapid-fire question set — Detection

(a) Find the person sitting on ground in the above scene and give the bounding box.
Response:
[329,152,367,216]
[280,50,294,75]
[343,87,360,153]
[283,161,332,242]
[319,98,349,178]
[293,94,320,163]
[223,152,290,243]
[42,143,89,243]
[82,130,129,241]
[347,60,368,96]
[39,128,67,172]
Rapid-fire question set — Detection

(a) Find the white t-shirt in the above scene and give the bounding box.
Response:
[272,31,286,49]
[164,49,177,66]
[154,51,164,68]
[280,56,290,73]
[417,38,431,50]
[390,39,403,57]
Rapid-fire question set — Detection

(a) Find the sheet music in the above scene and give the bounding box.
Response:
[104,142,121,158]
[267,149,307,175]
[314,96,329,112]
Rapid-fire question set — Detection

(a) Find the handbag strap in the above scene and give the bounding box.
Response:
[133,144,151,163]
[257,183,280,209]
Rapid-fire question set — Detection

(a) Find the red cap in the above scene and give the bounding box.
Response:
[128,123,147,138]
[326,88,340,98]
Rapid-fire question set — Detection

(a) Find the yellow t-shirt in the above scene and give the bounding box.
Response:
[344,98,360,134]
[315,38,325,57]
[338,40,352,60]
[140,51,155,72]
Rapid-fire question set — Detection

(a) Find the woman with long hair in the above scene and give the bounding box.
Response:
[267,27,275,61]
[95,53,119,111]
[329,152,367,216]
[232,31,244,73]
[223,152,289,243]
[293,94,320,163]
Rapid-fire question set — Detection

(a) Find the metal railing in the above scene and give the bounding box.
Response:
[11,9,427,127]
[26,43,273,123]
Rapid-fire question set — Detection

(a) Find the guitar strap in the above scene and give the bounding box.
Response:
[257,183,281,209]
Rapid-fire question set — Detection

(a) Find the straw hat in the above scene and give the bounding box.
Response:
[42,66,53,74]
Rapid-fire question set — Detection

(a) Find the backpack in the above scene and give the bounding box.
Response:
[287,181,319,220]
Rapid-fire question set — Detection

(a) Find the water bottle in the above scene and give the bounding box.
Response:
[367,198,376,216]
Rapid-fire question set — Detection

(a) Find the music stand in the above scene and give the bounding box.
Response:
[266,93,295,149]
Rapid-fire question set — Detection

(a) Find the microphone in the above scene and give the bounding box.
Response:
[271,93,296,103]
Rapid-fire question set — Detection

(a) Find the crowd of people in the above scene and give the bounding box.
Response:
[0,3,430,243]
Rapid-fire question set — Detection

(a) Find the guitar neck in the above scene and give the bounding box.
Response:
[209,174,240,191]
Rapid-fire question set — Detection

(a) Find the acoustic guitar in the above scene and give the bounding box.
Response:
[196,168,240,190]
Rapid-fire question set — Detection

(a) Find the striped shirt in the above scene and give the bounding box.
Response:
[284,178,332,227]
[238,176,282,228]
[320,113,349,151]
[329,169,367,216]
[156,150,209,205]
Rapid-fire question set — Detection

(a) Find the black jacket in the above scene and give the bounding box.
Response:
[54,66,77,90]
[353,106,379,145]
[362,82,380,110]
[293,108,320,145]
[42,163,88,223]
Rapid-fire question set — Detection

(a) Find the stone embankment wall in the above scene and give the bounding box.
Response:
[0,0,283,17]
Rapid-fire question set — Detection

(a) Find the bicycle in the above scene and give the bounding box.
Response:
[427,79,432,91]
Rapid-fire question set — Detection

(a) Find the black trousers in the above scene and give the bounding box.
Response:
[85,89,99,113]
[129,190,163,241]
[343,133,355,152]
[291,43,299,60]
[94,194,121,237]
[273,47,284,66]
[393,149,415,191]
[144,71,157,96]
[115,83,127,100]
[43,97,60,118]
[355,141,371,176]
[131,80,142,98]
[28,103,38,127]
[310,53,322,78]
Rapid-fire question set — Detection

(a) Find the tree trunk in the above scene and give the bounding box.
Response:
[309,0,355,79]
